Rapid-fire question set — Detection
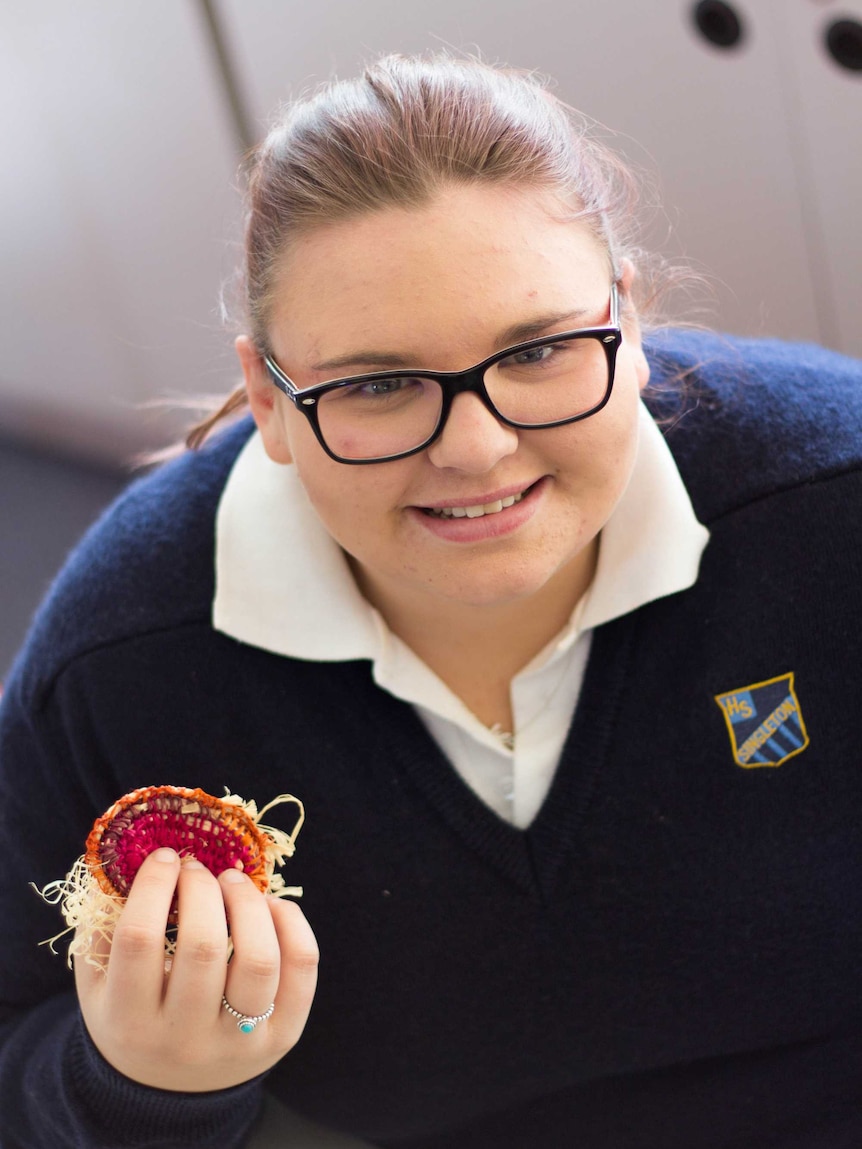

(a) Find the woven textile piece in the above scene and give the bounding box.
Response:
[36,784,304,968]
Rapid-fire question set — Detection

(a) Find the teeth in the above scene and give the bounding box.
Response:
[427,489,528,519]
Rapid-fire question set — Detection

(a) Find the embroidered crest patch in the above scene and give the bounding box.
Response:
[714,673,809,768]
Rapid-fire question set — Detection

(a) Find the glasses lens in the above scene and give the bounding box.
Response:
[316,375,443,461]
[484,334,610,425]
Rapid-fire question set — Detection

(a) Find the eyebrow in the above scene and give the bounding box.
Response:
[308,308,593,375]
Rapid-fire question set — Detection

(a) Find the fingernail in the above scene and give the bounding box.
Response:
[220,868,247,884]
[181,858,206,870]
[152,847,178,863]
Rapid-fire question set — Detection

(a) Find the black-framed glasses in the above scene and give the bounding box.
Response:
[264,283,622,465]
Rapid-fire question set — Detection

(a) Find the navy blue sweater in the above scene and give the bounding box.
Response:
[1,330,861,1148]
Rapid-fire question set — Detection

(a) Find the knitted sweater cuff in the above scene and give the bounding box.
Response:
[70,1012,266,1147]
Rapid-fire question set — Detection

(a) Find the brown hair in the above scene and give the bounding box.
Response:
[187,53,679,451]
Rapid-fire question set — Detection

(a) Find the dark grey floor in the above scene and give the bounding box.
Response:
[0,436,129,680]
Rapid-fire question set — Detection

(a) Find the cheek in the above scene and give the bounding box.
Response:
[281,420,354,524]
[600,414,641,503]
[568,390,639,480]
[287,437,407,554]
[547,389,641,536]
[280,408,348,506]
[292,454,360,528]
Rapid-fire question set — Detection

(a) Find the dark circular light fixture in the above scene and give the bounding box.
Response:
[825,18,862,72]
[692,0,746,49]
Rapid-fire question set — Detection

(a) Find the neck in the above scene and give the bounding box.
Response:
[349,542,597,730]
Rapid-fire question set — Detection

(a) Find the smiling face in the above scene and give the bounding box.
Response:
[238,182,649,625]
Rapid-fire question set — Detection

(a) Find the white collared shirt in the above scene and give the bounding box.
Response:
[213,403,709,827]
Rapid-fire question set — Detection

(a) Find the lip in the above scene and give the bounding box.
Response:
[417,480,539,512]
[408,477,547,542]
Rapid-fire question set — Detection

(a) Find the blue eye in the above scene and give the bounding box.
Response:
[331,375,428,404]
[510,345,556,366]
[361,378,410,396]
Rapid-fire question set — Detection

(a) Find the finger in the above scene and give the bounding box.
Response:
[103,847,181,1017]
[162,860,230,1017]
[219,869,281,1022]
[267,898,319,1045]
[73,923,111,1004]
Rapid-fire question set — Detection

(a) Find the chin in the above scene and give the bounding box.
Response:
[432,565,559,609]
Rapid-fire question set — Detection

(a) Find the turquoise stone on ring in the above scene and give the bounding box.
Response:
[222,995,275,1032]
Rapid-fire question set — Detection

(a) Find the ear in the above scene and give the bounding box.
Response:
[235,335,293,464]
[617,258,650,392]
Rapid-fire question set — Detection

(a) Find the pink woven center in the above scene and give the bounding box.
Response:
[98,804,255,894]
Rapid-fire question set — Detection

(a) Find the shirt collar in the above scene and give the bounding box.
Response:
[213,402,709,659]
[580,403,710,631]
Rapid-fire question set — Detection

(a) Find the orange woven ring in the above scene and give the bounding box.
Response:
[85,785,272,905]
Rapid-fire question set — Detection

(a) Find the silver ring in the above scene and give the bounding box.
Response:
[221,995,275,1034]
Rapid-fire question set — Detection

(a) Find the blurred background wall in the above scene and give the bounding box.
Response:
[2,0,860,676]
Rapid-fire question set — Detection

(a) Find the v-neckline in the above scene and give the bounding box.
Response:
[370,615,638,899]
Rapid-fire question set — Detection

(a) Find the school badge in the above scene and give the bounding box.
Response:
[714,672,809,768]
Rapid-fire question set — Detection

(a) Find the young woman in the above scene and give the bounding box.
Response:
[1,54,861,1149]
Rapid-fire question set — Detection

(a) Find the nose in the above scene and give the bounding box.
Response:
[424,391,519,473]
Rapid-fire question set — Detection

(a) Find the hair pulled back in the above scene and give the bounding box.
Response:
[188,53,654,450]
